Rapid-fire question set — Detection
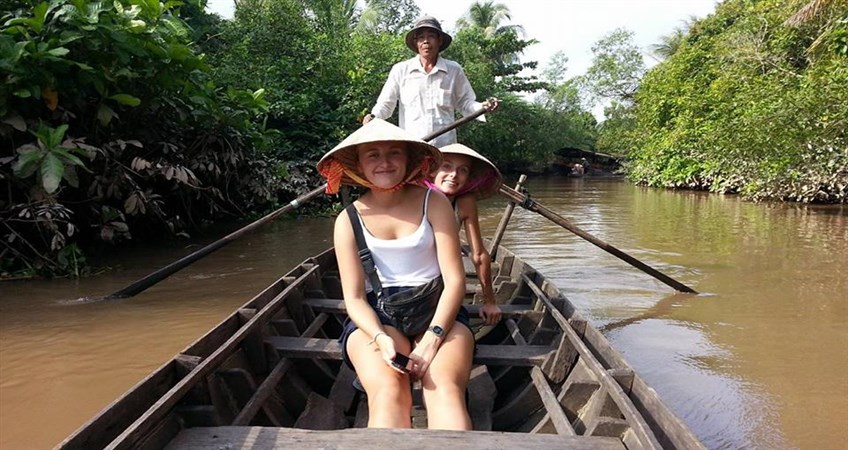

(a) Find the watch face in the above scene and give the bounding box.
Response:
[431,325,444,336]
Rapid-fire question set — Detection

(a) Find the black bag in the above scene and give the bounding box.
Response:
[346,205,442,336]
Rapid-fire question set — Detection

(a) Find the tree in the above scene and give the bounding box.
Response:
[300,0,359,35]
[784,0,848,60]
[356,0,419,34]
[455,1,526,66]
[456,1,525,38]
[650,16,700,61]
[583,28,646,105]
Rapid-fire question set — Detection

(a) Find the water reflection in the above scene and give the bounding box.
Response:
[1,178,846,449]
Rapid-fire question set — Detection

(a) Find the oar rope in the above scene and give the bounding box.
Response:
[102,104,496,300]
[498,183,698,294]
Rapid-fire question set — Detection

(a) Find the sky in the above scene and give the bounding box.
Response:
[204,0,721,116]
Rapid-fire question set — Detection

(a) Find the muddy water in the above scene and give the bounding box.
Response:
[1,177,845,449]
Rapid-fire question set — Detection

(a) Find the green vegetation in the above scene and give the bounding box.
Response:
[592,0,847,203]
[1,0,594,278]
[4,0,842,279]
[1,0,279,278]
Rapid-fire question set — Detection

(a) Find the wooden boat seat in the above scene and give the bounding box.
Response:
[265,337,553,366]
[165,426,626,450]
[301,298,534,319]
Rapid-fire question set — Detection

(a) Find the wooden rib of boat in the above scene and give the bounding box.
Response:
[58,245,705,450]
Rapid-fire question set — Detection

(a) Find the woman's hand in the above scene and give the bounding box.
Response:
[409,333,440,379]
[479,302,502,326]
[374,333,407,374]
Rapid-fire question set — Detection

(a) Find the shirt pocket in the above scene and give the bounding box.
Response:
[434,87,452,109]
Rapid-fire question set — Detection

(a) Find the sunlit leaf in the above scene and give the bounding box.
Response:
[46,47,70,57]
[108,93,141,106]
[12,148,43,178]
[3,114,27,131]
[40,152,64,193]
[97,104,115,126]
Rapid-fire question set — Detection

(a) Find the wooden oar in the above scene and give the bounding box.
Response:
[102,105,496,300]
[498,183,698,294]
[104,184,328,300]
[488,174,527,258]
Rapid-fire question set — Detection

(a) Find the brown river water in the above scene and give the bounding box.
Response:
[1,176,846,449]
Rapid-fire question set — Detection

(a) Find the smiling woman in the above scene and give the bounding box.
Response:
[317,118,479,429]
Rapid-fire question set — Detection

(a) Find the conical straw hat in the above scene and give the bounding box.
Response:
[317,119,442,191]
[438,143,503,199]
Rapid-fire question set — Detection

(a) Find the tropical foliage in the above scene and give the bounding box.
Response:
[2,0,595,278]
[1,0,278,278]
[590,0,847,203]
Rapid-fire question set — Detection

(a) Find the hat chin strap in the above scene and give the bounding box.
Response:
[321,157,433,194]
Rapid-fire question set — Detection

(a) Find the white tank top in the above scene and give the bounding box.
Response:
[356,189,441,288]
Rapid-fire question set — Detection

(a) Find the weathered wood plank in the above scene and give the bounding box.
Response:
[491,381,543,430]
[102,266,320,450]
[237,308,267,374]
[265,337,553,366]
[353,397,369,428]
[58,363,177,450]
[216,368,283,426]
[541,319,584,384]
[328,364,359,413]
[164,427,626,450]
[467,365,497,431]
[293,392,349,430]
[529,367,575,436]
[300,298,534,319]
[504,318,527,345]
[520,274,663,450]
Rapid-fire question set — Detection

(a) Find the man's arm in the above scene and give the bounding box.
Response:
[367,63,403,123]
[453,65,486,121]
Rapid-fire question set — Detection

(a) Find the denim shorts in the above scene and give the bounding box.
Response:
[339,286,471,369]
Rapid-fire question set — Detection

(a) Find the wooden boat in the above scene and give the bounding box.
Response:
[59,243,704,450]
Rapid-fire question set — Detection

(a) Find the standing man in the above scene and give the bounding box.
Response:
[363,15,499,148]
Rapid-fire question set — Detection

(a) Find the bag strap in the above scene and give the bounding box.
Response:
[345,204,383,299]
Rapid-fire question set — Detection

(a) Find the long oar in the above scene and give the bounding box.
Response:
[498,183,698,294]
[104,184,328,300]
[488,174,527,258]
[102,105,495,300]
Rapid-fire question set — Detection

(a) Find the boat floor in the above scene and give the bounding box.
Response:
[165,427,626,450]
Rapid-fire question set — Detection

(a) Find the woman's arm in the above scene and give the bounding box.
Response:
[458,195,502,326]
[334,210,396,362]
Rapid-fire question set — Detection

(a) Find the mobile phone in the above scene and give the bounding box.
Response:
[391,353,410,372]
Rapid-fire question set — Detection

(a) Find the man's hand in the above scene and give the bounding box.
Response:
[362,113,375,125]
[483,97,500,112]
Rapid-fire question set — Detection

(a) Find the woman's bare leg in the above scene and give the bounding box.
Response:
[347,326,412,428]
[420,322,474,430]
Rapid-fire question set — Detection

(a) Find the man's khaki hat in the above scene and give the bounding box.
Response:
[405,15,452,53]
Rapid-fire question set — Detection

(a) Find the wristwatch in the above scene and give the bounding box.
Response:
[428,325,445,339]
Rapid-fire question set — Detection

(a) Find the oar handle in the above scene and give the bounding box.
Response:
[104,184,328,300]
[498,183,698,294]
[421,102,494,142]
[488,175,527,257]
